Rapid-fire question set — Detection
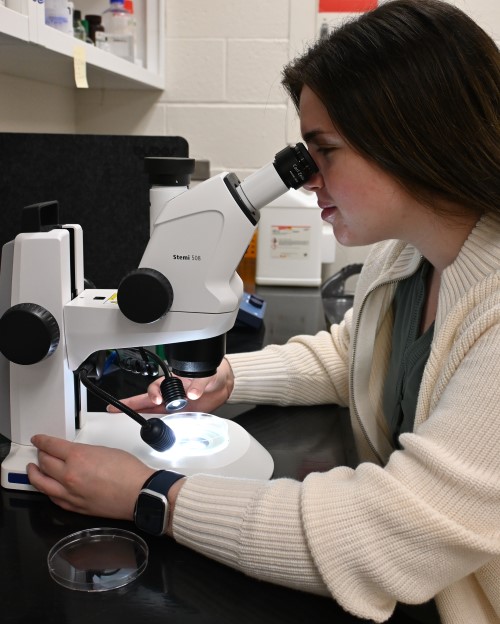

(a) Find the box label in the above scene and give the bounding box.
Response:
[270,225,311,260]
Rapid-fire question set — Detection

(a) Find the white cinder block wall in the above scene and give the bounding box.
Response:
[76,0,310,178]
[0,0,498,275]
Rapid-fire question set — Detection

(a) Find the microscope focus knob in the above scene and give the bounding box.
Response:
[117,268,174,324]
[0,303,60,365]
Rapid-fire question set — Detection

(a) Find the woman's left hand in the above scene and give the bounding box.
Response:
[27,435,155,521]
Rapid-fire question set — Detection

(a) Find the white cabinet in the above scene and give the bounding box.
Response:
[0,0,165,89]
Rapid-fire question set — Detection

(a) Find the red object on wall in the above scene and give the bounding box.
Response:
[319,0,377,12]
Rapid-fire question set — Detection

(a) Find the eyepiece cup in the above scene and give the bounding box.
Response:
[273,143,318,189]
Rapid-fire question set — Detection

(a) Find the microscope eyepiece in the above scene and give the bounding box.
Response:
[235,142,318,213]
[145,156,196,187]
[273,143,318,189]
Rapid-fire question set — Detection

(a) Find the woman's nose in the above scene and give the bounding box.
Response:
[303,170,324,192]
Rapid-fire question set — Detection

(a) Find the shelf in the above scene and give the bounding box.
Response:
[0,2,164,90]
[0,5,30,42]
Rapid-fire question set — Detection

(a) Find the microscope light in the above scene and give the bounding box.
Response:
[160,376,188,412]
[139,417,176,452]
[77,363,178,453]
[166,398,188,410]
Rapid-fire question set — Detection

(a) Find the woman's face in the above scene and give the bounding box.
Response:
[300,85,423,248]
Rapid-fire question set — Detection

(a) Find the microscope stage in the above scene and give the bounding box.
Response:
[1,412,274,491]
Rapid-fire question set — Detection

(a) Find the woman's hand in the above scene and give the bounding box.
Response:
[108,357,235,415]
[27,435,154,521]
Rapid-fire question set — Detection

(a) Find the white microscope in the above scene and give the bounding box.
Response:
[0,144,317,491]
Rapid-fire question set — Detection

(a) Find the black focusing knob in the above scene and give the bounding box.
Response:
[117,268,174,324]
[0,303,60,365]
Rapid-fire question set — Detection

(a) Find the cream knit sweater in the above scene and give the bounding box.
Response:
[173,214,500,623]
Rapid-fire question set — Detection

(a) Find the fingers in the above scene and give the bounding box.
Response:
[27,462,74,502]
[147,379,163,405]
[104,363,231,415]
[180,371,221,400]
[107,391,162,414]
[29,438,76,500]
[27,436,152,520]
[36,448,66,480]
[183,377,212,400]
[113,392,156,411]
[107,378,164,414]
[31,434,74,461]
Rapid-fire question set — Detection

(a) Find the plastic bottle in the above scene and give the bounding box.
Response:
[99,0,135,61]
[45,0,70,33]
[64,1,74,35]
[124,1,136,28]
[123,0,139,64]
[80,18,94,45]
[102,0,132,34]
[73,9,86,41]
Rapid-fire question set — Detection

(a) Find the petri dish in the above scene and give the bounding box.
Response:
[160,412,229,457]
[47,527,149,592]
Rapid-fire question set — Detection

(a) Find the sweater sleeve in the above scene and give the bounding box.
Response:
[226,310,352,407]
[172,474,329,595]
[172,321,500,623]
[301,319,500,620]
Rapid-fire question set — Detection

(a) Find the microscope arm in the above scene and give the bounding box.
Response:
[65,173,255,371]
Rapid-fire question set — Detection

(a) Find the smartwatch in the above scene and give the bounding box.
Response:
[134,470,185,536]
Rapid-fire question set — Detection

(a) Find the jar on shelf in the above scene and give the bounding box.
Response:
[45,0,70,33]
[85,14,104,45]
[96,0,136,62]
[72,10,86,41]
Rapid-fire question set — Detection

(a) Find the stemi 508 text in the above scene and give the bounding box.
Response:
[173,254,201,261]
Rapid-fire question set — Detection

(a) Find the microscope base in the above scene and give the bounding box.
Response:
[1,412,275,491]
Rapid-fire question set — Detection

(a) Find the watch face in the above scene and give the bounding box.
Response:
[135,491,167,536]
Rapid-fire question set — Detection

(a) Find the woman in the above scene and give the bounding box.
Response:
[28,1,500,622]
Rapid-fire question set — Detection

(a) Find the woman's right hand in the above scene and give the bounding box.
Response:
[107,357,235,415]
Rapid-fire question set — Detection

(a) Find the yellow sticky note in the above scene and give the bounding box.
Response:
[74,46,89,89]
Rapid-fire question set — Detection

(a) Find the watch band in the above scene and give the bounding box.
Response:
[142,469,185,494]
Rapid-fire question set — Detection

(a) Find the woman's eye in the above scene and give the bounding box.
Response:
[316,147,337,155]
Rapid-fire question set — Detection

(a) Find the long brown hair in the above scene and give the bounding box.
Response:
[282,0,500,217]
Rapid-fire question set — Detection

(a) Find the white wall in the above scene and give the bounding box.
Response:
[0,0,498,276]
[0,73,76,133]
